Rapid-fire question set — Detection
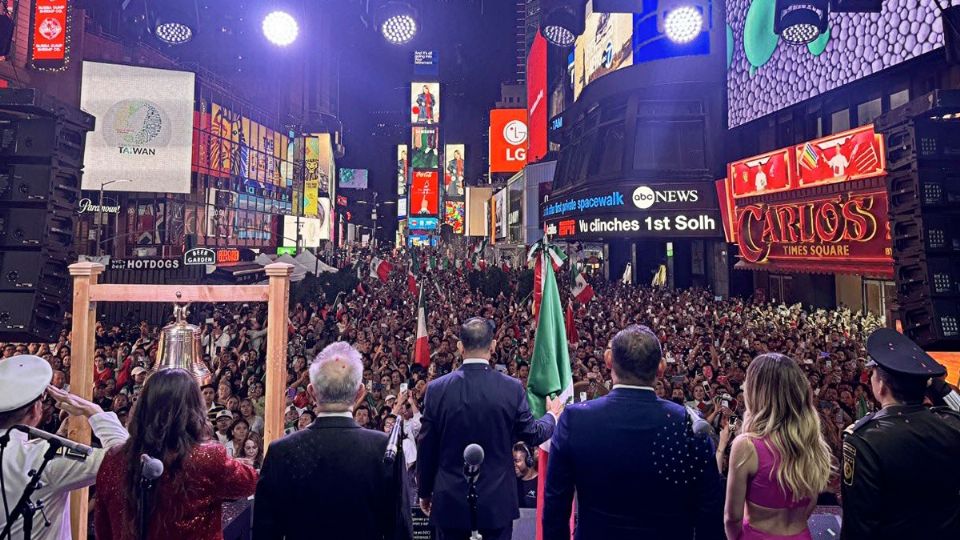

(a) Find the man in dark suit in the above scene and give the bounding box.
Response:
[418,317,563,540]
[543,325,724,540]
[253,342,412,540]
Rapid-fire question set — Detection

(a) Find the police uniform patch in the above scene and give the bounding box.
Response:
[842,441,856,486]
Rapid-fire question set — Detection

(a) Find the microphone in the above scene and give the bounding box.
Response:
[463,443,484,480]
[140,454,164,482]
[383,416,403,465]
[14,425,93,458]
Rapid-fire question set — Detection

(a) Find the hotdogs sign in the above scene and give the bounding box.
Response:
[721,125,893,277]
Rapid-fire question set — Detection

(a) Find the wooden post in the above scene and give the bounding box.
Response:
[67,262,104,540]
[263,263,293,449]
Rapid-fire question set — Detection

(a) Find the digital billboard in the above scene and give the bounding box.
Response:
[81,62,195,193]
[527,31,548,164]
[30,0,70,69]
[727,0,944,127]
[411,82,440,124]
[338,168,369,190]
[414,50,439,76]
[493,189,508,239]
[443,144,465,199]
[398,197,407,218]
[282,215,327,247]
[489,109,527,173]
[397,144,409,196]
[445,201,465,234]
[411,126,439,169]
[410,170,439,216]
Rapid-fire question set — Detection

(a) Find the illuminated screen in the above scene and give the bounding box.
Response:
[410,170,439,216]
[411,126,439,169]
[397,145,408,196]
[338,168,368,189]
[444,201,465,234]
[573,1,633,101]
[443,144,465,200]
[411,82,440,124]
[727,1,945,127]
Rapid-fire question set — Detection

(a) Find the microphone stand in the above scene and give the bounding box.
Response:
[0,439,60,540]
[464,464,481,540]
[139,468,157,540]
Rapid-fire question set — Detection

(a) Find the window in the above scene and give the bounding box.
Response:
[634,118,705,171]
[831,109,850,133]
[863,279,896,324]
[857,98,882,127]
[588,121,625,176]
[890,89,910,110]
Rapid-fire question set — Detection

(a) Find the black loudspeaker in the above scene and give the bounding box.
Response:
[0,89,95,342]
[877,90,960,350]
[0,13,14,58]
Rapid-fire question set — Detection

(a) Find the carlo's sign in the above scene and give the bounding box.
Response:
[736,191,892,266]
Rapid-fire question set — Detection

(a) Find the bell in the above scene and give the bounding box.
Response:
[156,304,211,385]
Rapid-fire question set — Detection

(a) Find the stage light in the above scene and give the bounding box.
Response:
[541,1,584,47]
[774,0,829,45]
[155,21,193,45]
[262,11,299,46]
[381,14,417,44]
[375,1,418,45]
[663,6,703,44]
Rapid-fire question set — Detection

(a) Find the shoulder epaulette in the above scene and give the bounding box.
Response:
[930,406,960,421]
[844,412,876,436]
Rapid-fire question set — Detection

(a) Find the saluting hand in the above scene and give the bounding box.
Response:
[47,385,103,418]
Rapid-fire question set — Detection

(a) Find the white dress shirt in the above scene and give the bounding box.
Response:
[0,412,128,540]
[612,384,655,392]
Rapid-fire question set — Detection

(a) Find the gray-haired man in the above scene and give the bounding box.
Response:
[253,342,413,540]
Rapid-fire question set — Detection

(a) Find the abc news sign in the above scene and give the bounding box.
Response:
[541,183,722,239]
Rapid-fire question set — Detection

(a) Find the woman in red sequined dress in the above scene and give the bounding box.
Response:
[94,368,258,540]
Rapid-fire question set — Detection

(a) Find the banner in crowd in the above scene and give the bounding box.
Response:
[411,82,440,124]
[410,170,439,216]
[81,62,195,193]
[443,144,465,200]
[444,201,465,234]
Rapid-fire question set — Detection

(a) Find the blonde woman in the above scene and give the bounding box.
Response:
[724,353,833,540]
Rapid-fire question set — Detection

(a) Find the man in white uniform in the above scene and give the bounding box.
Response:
[0,355,128,539]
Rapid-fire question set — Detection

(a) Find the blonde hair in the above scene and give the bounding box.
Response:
[742,353,833,502]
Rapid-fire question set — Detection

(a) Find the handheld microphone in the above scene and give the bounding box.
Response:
[463,443,484,480]
[14,425,93,458]
[383,416,403,465]
[140,454,164,482]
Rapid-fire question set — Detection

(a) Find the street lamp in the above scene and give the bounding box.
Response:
[97,179,130,256]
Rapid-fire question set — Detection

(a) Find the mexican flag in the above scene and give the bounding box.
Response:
[407,263,418,296]
[571,272,595,304]
[413,287,430,368]
[370,257,392,283]
[565,301,579,344]
[526,260,573,540]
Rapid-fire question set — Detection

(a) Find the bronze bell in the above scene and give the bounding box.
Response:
[156,304,211,385]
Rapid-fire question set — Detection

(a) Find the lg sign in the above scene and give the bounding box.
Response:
[489,109,528,173]
[632,186,699,209]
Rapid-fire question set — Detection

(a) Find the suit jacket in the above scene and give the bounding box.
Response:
[253,416,412,540]
[543,387,724,540]
[417,362,555,530]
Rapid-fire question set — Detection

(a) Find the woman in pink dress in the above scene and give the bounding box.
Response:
[724,353,833,539]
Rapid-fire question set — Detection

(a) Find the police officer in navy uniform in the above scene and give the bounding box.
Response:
[840,328,960,539]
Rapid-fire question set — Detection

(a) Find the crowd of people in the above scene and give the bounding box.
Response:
[3,247,888,497]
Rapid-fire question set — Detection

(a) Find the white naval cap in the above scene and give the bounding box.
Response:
[0,355,52,412]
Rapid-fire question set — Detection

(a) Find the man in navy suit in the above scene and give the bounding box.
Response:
[418,317,563,540]
[543,325,724,540]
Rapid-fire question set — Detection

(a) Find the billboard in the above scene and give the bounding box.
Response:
[493,189,508,239]
[282,215,327,247]
[410,170,439,216]
[489,109,527,173]
[581,3,633,91]
[727,0,944,127]
[81,62,195,193]
[527,31,548,163]
[30,0,70,69]
[339,168,369,190]
[631,0,711,66]
[414,50,439,77]
[443,144,465,199]
[411,126,439,169]
[411,82,440,124]
[445,201,465,234]
[398,197,407,218]
[409,216,440,230]
[397,145,409,196]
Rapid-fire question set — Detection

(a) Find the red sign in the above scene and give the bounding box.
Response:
[410,170,439,216]
[217,249,240,263]
[735,190,893,277]
[728,148,792,199]
[31,0,69,65]
[489,109,527,173]
[794,126,885,188]
[558,219,576,237]
[526,32,548,164]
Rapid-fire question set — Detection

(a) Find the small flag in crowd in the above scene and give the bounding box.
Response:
[413,287,430,368]
[370,257,392,283]
[565,301,578,344]
[407,265,418,296]
[571,272,595,304]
